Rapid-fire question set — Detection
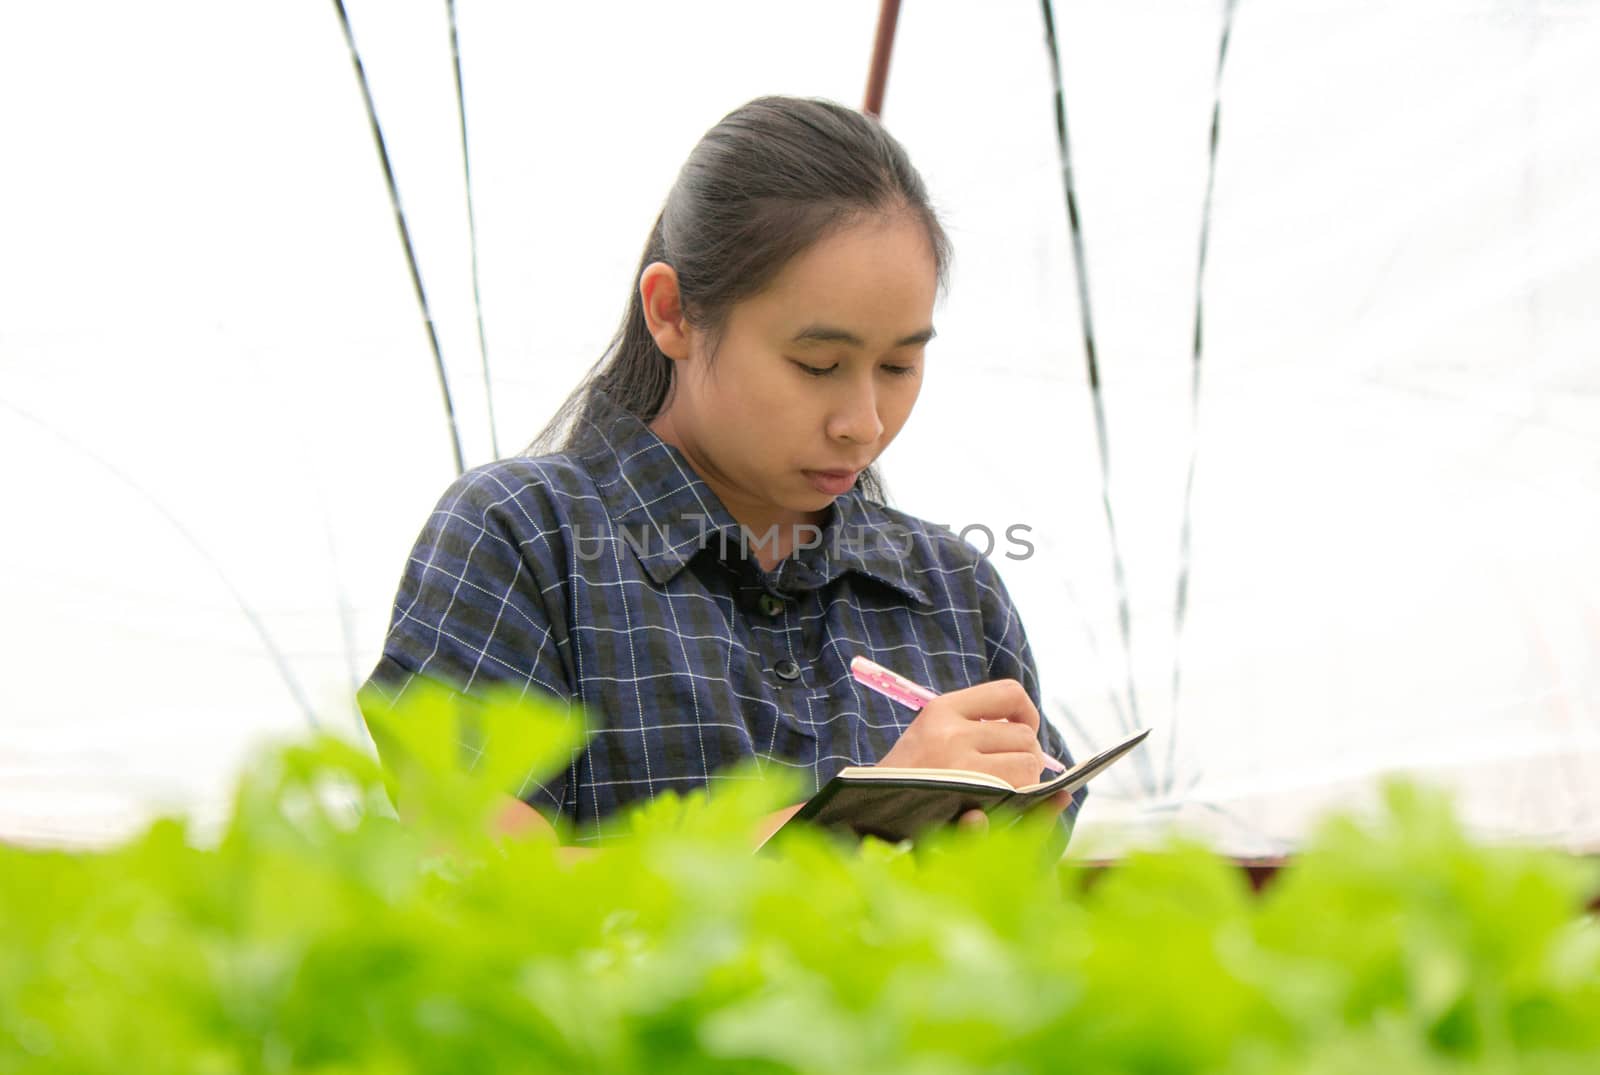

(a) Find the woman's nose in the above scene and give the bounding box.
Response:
[829,386,885,444]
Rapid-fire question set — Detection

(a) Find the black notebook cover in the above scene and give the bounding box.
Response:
[779,728,1150,844]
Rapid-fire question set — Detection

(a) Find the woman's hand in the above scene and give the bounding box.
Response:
[495,796,597,863]
[955,787,1076,834]
[876,679,1054,790]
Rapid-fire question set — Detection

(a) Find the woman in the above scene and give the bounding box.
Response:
[361,95,1081,849]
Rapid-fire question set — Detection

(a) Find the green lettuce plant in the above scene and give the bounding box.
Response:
[1,682,1595,1074]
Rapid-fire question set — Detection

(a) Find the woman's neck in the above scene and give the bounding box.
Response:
[648,410,825,573]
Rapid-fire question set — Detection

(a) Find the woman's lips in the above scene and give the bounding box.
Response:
[803,469,859,496]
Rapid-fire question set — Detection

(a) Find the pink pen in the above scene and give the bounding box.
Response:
[849,655,1066,773]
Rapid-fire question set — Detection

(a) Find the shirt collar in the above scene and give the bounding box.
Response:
[570,390,932,606]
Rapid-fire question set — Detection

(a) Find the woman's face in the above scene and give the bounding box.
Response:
[645,210,938,537]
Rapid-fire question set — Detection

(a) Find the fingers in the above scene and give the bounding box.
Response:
[1045,787,1076,814]
[877,678,1051,785]
[979,751,1053,790]
[957,809,989,834]
[931,678,1040,733]
[968,719,1045,757]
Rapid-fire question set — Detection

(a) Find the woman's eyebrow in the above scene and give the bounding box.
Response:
[790,324,937,348]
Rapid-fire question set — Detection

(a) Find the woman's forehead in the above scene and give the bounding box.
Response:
[740,216,938,343]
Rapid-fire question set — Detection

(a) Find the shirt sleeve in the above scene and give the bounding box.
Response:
[972,553,1088,843]
[359,464,578,818]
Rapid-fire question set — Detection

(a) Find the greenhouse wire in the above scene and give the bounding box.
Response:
[1038,0,1154,796]
[446,0,501,461]
[330,0,466,477]
[1167,0,1241,797]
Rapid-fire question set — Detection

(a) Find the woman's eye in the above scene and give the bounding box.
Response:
[789,358,917,378]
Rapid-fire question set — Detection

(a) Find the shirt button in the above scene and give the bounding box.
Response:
[758,593,785,617]
[774,658,801,682]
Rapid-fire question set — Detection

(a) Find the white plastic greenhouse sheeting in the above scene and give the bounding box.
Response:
[2,1,1596,853]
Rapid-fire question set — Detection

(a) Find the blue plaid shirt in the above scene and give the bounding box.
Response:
[362,391,1080,844]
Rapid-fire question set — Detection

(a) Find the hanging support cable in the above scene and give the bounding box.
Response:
[1039,0,1155,795]
[331,0,466,476]
[446,0,501,460]
[1166,0,1240,795]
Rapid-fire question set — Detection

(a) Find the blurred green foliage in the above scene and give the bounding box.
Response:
[2,681,1595,1074]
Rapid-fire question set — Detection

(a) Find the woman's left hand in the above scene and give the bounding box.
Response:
[956,787,1075,835]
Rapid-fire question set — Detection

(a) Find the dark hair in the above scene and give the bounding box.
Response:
[527,94,951,504]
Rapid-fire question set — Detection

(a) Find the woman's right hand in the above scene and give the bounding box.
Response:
[875,679,1055,790]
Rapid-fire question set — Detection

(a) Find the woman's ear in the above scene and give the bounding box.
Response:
[639,262,692,361]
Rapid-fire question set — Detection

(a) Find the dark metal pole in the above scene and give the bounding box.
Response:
[862,0,902,118]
